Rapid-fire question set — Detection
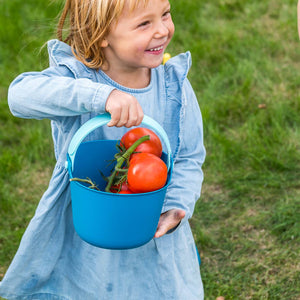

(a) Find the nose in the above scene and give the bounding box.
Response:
[154,20,169,38]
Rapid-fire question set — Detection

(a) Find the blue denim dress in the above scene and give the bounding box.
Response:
[0,40,206,299]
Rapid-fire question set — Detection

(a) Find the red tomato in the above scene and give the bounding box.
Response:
[110,181,132,193]
[118,190,132,194]
[121,127,162,158]
[127,153,168,193]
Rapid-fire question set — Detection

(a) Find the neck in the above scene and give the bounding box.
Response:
[101,65,151,89]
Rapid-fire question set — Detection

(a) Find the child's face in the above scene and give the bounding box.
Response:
[101,0,174,72]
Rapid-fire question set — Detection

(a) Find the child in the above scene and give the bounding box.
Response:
[0,0,206,298]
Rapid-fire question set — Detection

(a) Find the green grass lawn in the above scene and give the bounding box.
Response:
[0,0,299,299]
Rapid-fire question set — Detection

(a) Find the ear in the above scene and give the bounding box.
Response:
[100,39,108,48]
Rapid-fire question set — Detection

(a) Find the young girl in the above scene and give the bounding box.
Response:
[0,0,205,298]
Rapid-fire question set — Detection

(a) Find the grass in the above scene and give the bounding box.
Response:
[0,0,299,299]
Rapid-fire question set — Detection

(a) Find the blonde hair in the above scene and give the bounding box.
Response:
[57,0,149,69]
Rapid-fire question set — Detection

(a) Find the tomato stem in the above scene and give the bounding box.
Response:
[70,177,101,191]
[105,135,150,192]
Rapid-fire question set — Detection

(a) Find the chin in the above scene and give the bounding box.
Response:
[147,59,164,69]
[151,62,163,68]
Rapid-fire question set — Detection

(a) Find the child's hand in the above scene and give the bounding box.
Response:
[154,209,186,238]
[105,89,144,127]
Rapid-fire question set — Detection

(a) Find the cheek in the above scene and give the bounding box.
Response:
[137,45,146,52]
[168,20,175,39]
[136,40,149,52]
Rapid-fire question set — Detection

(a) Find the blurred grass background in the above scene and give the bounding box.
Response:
[0,0,299,299]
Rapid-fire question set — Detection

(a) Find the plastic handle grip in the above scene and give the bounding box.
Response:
[67,113,172,172]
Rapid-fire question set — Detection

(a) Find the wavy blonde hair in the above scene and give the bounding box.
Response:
[57,0,149,69]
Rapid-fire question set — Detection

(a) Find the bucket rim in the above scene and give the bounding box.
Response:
[65,113,173,173]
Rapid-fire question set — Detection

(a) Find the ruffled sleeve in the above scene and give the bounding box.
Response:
[162,52,206,225]
[7,40,115,121]
[162,51,191,158]
[164,51,191,88]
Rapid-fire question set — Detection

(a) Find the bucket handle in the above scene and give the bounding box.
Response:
[66,113,172,172]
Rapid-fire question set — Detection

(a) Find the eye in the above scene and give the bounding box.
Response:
[162,10,171,18]
[138,20,150,27]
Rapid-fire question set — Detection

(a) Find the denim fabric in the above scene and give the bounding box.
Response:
[0,40,205,299]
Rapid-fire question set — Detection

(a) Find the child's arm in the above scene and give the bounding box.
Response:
[8,66,143,127]
[156,79,205,237]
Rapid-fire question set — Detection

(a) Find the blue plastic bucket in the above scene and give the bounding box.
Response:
[65,113,173,249]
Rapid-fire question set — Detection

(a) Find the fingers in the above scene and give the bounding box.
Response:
[126,102,144,128]
[107,105,129,127]
[154,209,186,238]
[124,102,138,128]
[105,90,144,128]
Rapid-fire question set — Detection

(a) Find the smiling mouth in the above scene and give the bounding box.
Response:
[147,46,164,52]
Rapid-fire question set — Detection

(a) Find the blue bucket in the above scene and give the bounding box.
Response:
[65,113,173,249]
